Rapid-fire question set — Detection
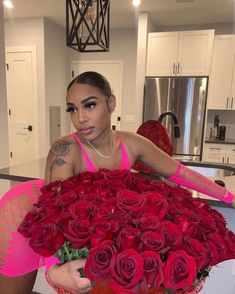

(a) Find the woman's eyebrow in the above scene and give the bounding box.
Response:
[67,96,99,106]
[81,96,99,104]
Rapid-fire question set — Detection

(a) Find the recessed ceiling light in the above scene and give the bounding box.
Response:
[3,0,14,9]
[132,0,141,7]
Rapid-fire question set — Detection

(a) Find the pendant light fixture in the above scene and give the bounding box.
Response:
[66,0,110,52]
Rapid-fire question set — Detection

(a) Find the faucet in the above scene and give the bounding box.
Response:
[158,111,180,138]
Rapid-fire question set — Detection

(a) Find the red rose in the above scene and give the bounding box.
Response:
[134,213,160,232]
[111,209,131,229]
[105,169,131,186]
[60,177,77,192]
[116,225,141,251]
[29,223,65,257]
[141,231,166,254]
[174,214,199,237]
[144,192,168,220]
[56,190,78,207]
[164,250,196,290]
[85,240,116,282]
[159,221,183,250]
[109,249,143,293]
[68,200,93,220]
[183,236,208,271]
[90,220,119,248]
[117,189,146,217]
[208,233,227,263]
[203,240,219,267]
[62,219,91,248]
[132,176,153,193]
[140,251,164,290]
[18,210,43,238]
[223,230,235,259]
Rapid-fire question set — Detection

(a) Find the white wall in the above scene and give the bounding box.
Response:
[44,18,70,149]
[68,28,138,132]
[5,17,47,158]
[0,4,9,169]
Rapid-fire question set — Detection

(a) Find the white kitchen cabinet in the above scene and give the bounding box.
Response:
[207,35,235,110]
[203,143,235,164]
[226,145,235,163]
[146,30,214,76]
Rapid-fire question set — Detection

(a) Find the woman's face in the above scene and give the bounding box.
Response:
[66,83,115,140]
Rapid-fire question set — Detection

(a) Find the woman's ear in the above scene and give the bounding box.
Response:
[108,95,116,113]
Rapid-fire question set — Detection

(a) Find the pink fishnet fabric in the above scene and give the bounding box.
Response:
[168,162,234,204]
[0,179,45,276]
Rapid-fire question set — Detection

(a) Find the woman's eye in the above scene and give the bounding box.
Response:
[66,107,77,113]
[85,102,96,110]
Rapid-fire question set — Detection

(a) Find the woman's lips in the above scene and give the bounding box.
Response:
[79,127,93,135]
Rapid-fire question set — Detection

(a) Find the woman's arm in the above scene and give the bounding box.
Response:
[0,271,37,294]
[44,137,76,184]
[130,133,235,207]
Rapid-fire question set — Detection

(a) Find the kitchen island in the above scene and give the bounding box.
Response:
[0,157,234,208]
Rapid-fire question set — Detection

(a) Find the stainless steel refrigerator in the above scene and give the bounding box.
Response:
[143,77,208,161]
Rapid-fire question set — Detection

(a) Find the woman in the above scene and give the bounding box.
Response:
[0,71,234,294]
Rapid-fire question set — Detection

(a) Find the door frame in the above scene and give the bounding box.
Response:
[5,45,39,162]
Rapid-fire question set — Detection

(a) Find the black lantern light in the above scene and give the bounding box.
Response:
[66,0,110,52]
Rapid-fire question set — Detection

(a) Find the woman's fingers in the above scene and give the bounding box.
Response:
[74,277,92,294]
[47,259,91,292]
[68,259,87,276]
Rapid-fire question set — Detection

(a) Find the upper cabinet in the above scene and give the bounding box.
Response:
[207,35,235,110]
[146,30,215,77]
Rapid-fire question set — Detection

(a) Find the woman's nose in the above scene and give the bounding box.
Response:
[77,109,87,123]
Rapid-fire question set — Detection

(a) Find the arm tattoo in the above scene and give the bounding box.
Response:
[47,140,72,181]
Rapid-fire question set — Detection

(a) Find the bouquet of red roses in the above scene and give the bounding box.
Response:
[18,169,235,294]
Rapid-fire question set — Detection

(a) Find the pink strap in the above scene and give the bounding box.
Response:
[168,162,234,204]
[71,132,98,172]
[71,132,131,171]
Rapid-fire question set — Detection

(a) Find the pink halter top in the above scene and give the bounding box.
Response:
[71,131,131,171]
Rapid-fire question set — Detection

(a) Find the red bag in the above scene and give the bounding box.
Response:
[133,120,172,174]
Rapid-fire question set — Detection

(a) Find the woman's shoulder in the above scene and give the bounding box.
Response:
[48,134,81,160]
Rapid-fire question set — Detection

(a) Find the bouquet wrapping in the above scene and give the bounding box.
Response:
[18,169,235,294]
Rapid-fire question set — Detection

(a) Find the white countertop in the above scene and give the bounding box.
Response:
[0,158,234,205]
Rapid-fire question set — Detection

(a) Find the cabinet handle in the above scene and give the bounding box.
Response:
[173,62,176,74]
[177,62,180,74]
[226,97,229,109]
[222,156,224,163]
[209,147,221,150]
[231,97,234,109]
[227,157,229,163]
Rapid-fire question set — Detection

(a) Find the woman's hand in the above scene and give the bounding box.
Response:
[48,259,92,294]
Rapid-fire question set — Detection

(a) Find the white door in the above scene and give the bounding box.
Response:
[72,60,123,130]
[6,49,38,165]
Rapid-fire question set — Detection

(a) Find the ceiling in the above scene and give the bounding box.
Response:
[3,0,235,30]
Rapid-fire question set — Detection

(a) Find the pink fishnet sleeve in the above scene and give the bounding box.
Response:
[168,162,234,204]
[0,179,45,276]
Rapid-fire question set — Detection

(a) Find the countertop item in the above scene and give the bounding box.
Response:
[205,138,235,145]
